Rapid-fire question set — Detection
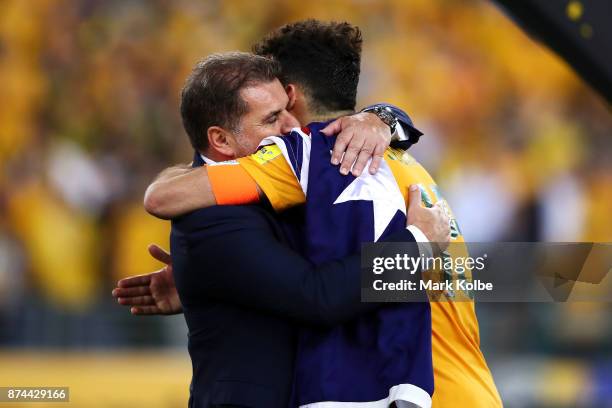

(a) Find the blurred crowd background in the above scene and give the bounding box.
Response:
[0,0,610,407]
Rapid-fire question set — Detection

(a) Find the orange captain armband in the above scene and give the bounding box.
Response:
[206,162,260,205]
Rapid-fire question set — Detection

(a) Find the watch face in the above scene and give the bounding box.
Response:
[380,110,397,127]
[364,107,397,132]
[381,111,394,124]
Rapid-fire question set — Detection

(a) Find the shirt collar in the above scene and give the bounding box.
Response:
[200,154,217,165]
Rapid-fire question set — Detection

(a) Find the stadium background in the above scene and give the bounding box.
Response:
[0,0,610,406]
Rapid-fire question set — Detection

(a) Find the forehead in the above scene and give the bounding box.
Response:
[240,79,288,115]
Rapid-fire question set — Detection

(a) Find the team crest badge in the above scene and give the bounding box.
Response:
[252,144,282,165]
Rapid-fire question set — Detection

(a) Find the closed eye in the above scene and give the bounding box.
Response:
[263,109,282,125]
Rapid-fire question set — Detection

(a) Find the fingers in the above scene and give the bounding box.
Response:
[435,202,451,235]
[327,113,390,176]
[321,118,342,136]
[438,233,451,252]
[120,295,155,306]
[407,184,422,211]
[339,132,366,175]
[331,125,352,167]
[434,204,451,250]
[148,244,171,265]
[112,285,151,298]
[434,201,447,215]
[368,144,386,175]
[116,273,152,289]
[349,143,374,177]
[130,306,162,315]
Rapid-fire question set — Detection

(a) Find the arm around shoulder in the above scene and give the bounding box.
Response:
[174,207,420,326]
[144,165,216,219]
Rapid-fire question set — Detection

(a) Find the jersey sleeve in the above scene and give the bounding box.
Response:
[206,161,261,206]
[206,145,305,212]
[237,144,305,212]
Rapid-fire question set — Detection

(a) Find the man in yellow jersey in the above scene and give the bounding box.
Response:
[117,20,502,407]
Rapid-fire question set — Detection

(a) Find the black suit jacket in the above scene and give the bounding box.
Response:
[171,205,418,407]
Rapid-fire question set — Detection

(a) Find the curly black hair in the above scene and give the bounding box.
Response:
[253,19,362,114]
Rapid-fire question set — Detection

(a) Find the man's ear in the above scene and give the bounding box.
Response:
[207,126,236,158]
[285,84,297,111]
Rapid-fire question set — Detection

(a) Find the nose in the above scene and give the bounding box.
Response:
[279,111,300,134]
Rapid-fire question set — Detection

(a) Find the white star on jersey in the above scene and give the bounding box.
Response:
[333,159,406,241]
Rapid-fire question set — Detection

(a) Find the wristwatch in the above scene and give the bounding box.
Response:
[362,106,398,135]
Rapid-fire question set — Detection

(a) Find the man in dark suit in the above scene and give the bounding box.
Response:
[114,33,449,408]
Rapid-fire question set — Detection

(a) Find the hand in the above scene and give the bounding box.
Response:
[321,112,391,177]
[112,244,182,315]
[406,185,451,251]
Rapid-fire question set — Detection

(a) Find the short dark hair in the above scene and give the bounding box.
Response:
[180,52,282,152]
[253,20,362,115]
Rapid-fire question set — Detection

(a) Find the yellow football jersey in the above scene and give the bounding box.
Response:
[384,148,502,408]
[208,145,502,407]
